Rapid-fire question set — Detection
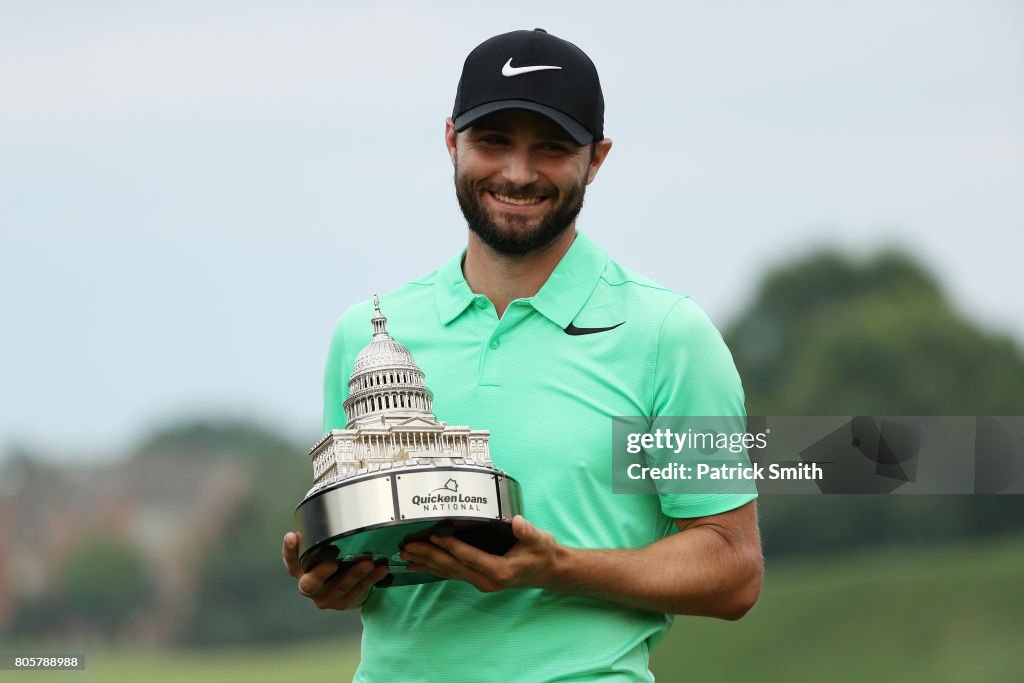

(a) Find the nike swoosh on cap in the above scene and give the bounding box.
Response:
[564,321,626,336]
[501,58,563,77]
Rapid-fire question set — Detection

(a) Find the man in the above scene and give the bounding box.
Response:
[283,28,762,682]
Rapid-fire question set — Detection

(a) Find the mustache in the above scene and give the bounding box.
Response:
[482,182,552,199]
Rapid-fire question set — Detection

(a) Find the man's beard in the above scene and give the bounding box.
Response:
[455,168,586,255]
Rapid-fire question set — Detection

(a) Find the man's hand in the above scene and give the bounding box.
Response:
[282,532,390,610]
[400,515,564,593]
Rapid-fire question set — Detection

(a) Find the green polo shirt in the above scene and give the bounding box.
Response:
[323,231,756,683]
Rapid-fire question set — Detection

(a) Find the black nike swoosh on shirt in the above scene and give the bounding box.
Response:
[564,321,626,335]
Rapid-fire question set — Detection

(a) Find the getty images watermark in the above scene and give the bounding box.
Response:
[611,416,1024,495]
[624,427,821,483]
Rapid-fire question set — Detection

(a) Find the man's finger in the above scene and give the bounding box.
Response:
[282,532,302,579]
[297,560,340,597]
[406,557,498,592]
[403,544,462,577]
[318,564,389,609]
[325,560,375,597]
[512,515,531,540]
[512,515,544,545]
[404,545,501,592]
[429,534,506,577]
[405,559,450,578]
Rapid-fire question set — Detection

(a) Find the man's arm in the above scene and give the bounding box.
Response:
[400,500,762,619]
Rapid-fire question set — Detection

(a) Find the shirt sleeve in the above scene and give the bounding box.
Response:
[650,297,758,519]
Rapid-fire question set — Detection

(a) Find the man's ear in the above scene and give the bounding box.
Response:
[444,117,458,166]
[586,138,613,185]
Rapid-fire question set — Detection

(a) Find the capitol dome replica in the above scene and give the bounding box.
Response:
[307,296,494,491]
[294,295,522,586]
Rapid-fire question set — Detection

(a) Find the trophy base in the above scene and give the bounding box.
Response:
[294,465,523,588]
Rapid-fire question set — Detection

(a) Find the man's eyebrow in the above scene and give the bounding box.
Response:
[539,132,577,145]
[469,122,576,145]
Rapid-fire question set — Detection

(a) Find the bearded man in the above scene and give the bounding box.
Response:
[283,28,762,683]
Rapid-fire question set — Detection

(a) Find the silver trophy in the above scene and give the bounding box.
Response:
[294,296,524,587]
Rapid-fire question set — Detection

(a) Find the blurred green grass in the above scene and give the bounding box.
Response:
[1,640,362,683]
[652,532,1024,682]
[7,533,1021,682]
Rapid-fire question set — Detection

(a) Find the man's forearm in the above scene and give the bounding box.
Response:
[403,503,762,617]
[537,508,763,618]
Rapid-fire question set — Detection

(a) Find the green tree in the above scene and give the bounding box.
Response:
[133,419,361,645]
[132,419,298,461]
[725,249,1024,555]
[54,535,152,636]
[727,249,1024,415]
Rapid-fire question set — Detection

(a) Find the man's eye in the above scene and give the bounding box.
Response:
[479,136,508,146]
[541,143,570,154]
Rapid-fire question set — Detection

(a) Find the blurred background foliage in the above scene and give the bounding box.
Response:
[159,423,361,647]
[728,249,1024,415]
[725,250,1024,558]
[55,536,152,636]
[3,421,363,647]
[2,247,1021,681]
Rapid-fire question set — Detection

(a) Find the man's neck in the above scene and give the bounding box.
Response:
[462,226,576,318]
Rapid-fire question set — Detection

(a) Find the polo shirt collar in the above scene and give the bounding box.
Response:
[434,232,608,329]
[435,247,477,325]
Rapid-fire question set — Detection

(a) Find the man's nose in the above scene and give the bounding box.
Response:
[501,147,539,187]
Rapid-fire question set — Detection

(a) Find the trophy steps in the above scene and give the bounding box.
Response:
[295,465,524,588]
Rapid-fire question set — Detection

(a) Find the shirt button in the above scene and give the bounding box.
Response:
[475,299,488,309]
[489,338,501,350]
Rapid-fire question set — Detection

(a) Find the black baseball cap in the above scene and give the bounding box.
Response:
[452,28,604,145]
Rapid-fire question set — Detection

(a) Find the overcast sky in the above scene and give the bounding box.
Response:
[2,1,1022,460]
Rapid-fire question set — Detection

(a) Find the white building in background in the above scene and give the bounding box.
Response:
[308,296,492,489]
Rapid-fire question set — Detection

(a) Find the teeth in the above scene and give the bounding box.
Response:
[493,192,543,206]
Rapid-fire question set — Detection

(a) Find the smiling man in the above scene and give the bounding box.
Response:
[283,28,762,682]
[454,109,595,257]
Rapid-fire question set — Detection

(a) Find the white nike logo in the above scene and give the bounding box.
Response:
[501,58,562,77]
